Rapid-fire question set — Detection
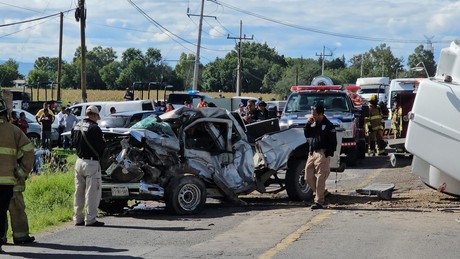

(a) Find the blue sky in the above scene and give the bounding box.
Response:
[1,0,459,75]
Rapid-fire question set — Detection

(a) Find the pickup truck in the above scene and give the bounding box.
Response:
[279,82,366,166]
[98,107,344,215]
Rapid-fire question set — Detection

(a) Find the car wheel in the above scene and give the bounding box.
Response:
[98,199,128,214]
[165,175,206,215]
[285,158,313,201]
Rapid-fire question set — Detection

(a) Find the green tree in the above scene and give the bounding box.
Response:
[175,53,197,90]
[121,48,144,68]
[116,59,146,87]
[272,58,321,98]
[27,69,51,85]
[87,46,117,69]
[407,45,436,78]
[349,43,403,79]
[0,59,21,87]
[60,62,79,89]
[100,61,122,90]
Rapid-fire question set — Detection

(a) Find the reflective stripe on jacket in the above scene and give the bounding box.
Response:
[0,117,35,186]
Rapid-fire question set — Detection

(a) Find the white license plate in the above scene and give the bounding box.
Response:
[111,186,129,197]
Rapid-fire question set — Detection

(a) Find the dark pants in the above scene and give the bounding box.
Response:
[58,126,65,147]
[0,185,14,246]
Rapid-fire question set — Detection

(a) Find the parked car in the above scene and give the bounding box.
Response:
[99,111,164,129]
[12,109,59,147]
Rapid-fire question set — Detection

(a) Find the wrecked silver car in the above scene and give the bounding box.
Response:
[99,107,343,215]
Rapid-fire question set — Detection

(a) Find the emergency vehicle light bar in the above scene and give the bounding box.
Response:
[290,85,342,92]
[345,85,361,92]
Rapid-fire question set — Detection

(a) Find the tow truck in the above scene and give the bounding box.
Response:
[279,76,366,166]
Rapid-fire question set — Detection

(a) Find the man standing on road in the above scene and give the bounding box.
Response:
[71,106,106,227]
[0,98,34,253]
[304,103,337,210]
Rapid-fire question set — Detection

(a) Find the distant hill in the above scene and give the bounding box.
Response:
[0,60,34,77]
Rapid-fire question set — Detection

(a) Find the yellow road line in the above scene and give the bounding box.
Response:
[258,211,332,259]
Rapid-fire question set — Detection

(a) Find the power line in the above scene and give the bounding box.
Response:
[209,0,452,44]
[0,11,62,28]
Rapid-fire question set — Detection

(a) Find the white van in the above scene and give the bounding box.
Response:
[69,100,155,120]
[386,78,420,118]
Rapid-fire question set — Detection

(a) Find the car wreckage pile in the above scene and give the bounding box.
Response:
[99,107,343,215]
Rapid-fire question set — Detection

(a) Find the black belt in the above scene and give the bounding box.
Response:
[79,157,98,161]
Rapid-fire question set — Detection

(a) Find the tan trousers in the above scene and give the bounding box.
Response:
[74,158,102,225]
[305,149,331,204]
[8,191,30,239]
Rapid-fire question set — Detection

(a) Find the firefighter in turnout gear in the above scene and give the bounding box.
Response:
[391,100,403,138]
[365,95,387,156]
[0,98,35,252]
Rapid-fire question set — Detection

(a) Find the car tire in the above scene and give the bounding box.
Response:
[285,158,313,201]
[165,175,206,215]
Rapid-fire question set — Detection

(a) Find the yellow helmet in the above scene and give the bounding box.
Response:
[369,95,378,102]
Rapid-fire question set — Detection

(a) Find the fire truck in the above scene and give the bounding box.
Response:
[279,76,366,166]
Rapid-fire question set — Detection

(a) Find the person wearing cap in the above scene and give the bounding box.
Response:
[257,101,269,120]
[0,98,35,252]
[304,103,337,210]
[234,102,247,117]
[71,105,106,227]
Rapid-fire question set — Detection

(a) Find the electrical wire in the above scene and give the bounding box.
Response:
[0,12,61,28]
[209,0,453,44]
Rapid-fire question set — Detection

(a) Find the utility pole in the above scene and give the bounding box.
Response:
[190,0,204,91]
[75,0,87,102]
[227,20,253,96]
[316,45,332,76]
[57,12,63,101]
[360,54,364,77]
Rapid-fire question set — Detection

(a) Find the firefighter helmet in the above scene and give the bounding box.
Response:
[369,95,378,102]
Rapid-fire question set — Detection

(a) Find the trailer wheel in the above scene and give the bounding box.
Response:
[165,175,206,215]
[285,159,313,201]
[98,199,128,214]
[346,147,358,166]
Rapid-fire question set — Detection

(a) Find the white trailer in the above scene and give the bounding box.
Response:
[405,40,460,196]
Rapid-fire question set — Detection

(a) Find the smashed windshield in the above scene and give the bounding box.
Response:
[285,93,350,113]
[131,115,176,137]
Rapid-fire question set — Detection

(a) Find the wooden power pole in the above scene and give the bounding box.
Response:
[57,12,63,101]
[316,45,332,76]
[76,0,87,102]
[227,20,253,96]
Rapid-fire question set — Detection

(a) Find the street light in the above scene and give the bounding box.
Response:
[411,62,430,78]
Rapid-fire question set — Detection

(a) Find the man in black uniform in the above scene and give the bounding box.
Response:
[304,103,337,209]
[71,106,106,226]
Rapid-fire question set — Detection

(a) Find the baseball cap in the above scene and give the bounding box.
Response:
[86,105,100,117]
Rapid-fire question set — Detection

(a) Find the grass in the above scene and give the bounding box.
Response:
[5,149,77,240]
